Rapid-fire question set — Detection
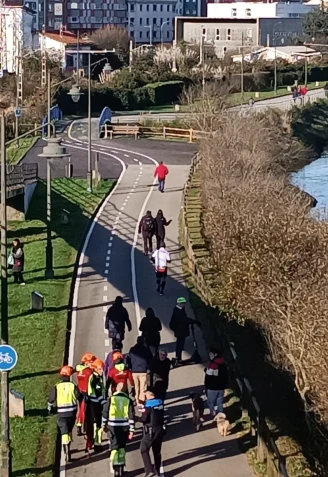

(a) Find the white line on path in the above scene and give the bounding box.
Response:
[105,339,110,347]
[103,306,107,312]
[133,158,138,162]
[124,154,130,157]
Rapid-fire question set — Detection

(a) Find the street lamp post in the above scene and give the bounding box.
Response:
[0,114,10,477]
[38,138,71,279]
[273,21,282,95]
[161,21,169,47]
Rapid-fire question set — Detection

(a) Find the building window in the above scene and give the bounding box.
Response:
[216,28,220,40]
[160,5,163,11]
[153,31,157,38]
[231,8,236,17]
[167,30,170,38]
[153,17,156,24]
[139,17,142,25]
[146,31,149,38]
[139,4,142,10]
[202,27,206,37]
[223,46,227,53]
[146,4,149,11]
[160,17,163,24]
[146,17,149,25]
[130,4,134,11]
[245,8,251,16]
[153,4,157,11]
[139,31,142,38]
[71,1,78,7]
[193,9,196,13]
[167,5,170,11]
[227,28,231,40]
[186,9,189,13]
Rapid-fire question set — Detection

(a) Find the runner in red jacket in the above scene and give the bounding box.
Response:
[107,352,135,396]
[154,161,169,193]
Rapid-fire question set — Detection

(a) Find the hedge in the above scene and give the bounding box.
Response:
[56,80,184,114]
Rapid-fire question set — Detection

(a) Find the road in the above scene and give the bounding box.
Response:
[42,124,252,477]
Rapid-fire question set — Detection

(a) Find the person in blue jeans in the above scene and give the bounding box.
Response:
[204,349,229,418]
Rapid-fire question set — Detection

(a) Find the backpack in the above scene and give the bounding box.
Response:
[142,216,154,234]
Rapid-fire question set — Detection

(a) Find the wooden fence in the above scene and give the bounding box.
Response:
[101,124,211,143]
[181,153,289,477]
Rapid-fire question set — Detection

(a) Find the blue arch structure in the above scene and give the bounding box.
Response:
[98,107,112,137]
[42,105,63,135]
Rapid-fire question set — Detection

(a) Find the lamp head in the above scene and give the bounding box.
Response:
[38,137,71,159]
[67,84,83,103]
[103,62,112,74]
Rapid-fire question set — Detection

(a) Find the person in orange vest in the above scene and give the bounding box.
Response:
[75,352,96,437]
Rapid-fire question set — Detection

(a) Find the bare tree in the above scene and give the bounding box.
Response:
[90,26,130,61]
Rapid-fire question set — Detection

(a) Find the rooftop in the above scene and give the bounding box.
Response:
[41,31,92,45]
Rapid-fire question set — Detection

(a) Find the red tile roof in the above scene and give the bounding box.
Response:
[43,31,92,45]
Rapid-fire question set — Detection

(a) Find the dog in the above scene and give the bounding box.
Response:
[213,412,230,437]
[190,392,205,432]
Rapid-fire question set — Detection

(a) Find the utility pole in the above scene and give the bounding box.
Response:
[47,69,51,139]
[200,34,205,97]
[87,54,92,193]
[129,39,133,73]
[241,32,244,100]
[1,114,10,477]
[15,11,23,139]
[304,55,308,87]
[41,24,46,88]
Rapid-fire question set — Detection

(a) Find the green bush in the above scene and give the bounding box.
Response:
[145,81,184,105]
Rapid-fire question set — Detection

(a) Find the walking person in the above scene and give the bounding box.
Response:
[151,242,171,296]
[139,308,162,356]
[11,239,25,285]
[155,210,171,250]
[147,348,171,402]
[139,389,166,477]
[48,366,81,463]
[248,97,255,108]
[107,352,135,396]
[154,161,169,193]
[105,296,132,350]
[204,349,229,419]
[75,352,96,437]
[139,210,156,256]
[169,297,200,364]
[128,336,153,404]
[104,341,128,379]
[87,359,107,453]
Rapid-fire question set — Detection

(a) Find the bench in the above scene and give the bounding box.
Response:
[106,125,140,140]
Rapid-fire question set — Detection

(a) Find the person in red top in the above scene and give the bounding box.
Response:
[154,161,169,193]
[75,352,96,436]
[107,352,135,397]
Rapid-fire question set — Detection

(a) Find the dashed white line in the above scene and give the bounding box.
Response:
[103,306,107,312]
[133,158,138,162]
[139,161,142,166]
[124,154,130,158]
[110,236,113,241]
[120,206,125,210]
[105,339,110,347]
[103,295,108,301]
[106,262,110,267]
[104,285,108,291]
[104,270,109,274]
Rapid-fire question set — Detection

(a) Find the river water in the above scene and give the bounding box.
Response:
[291,151,328,220]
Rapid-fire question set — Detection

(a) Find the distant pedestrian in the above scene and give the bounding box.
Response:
[138,210,156,256]
[147,348,171,402]
[204,349,229,418]
[248,97,255,108]
[11,239,25,285]
[151,242,171,296]
[139,308,162,356]
[128,336,153,404]
[155,210,172,250]
[154,161,169,193]
[105,296,132,349]
[292,87,299,103]
[169,297,200,363]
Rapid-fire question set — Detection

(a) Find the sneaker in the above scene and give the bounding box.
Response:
[20,282,26,286]
[160,292,164,296]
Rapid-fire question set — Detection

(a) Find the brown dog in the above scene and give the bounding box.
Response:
[190,393,205,432]
[213,412,230,436]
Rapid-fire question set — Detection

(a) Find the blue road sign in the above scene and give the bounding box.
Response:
[15,108,22,118]
[0,345,18,372]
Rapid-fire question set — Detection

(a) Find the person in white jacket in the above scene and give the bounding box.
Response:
[151,242,171,296]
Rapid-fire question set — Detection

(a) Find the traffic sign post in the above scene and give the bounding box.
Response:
[0,345,18,372]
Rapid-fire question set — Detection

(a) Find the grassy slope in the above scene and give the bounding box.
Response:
[7,138,39,165]
[7,178,113,477]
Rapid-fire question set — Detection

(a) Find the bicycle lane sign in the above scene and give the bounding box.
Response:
[0,345,18,372]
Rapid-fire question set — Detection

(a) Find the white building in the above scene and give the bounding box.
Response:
[207,1,320,19]
[0,5,35,73]
[127,0,177,43]
[232,45,320,63]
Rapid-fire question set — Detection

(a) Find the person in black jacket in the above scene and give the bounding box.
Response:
[11,239,25,285]
[139,389,166,477]
[128,337,153,404]
[147,348,171,402]
[204,349,229,417]
[105,296,132,349]
[139,308,162,356]
[154,210,172,250]
[138,210,156,256]
[169,297,199,363]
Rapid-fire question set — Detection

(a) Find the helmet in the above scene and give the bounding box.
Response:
[91,359,105,374]
[177,297,187,304]
[81,352,96,364]
[60,365,74,377]
[112,351,123,363]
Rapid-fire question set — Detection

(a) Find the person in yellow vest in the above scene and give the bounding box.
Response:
[86,359,107,453]
[102,382,135,476]
[48,366,81,462]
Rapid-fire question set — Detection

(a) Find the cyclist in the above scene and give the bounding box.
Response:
[85,359,107,453]
[102,382,135,476]
[105,296,132,349]
[107,352,135,398]
[75,352,96,436]
[48,366,81,462]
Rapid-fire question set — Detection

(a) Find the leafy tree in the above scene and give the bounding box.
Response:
[91,26,130,62]
[303,7,328,41]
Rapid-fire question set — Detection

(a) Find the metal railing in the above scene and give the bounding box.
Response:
[101,124,212,142]
[181,152,289,477]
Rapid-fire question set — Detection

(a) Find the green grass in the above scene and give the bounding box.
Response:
[228,81,322,106]
[7,137,39,165]
[7,178,114,476]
